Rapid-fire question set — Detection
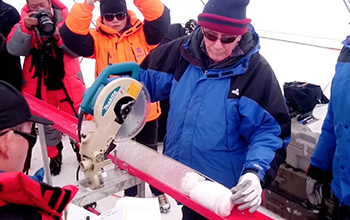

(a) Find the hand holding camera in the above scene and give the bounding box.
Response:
[24,11,39,30]
[53,27,60,42]
[26,9,55,38]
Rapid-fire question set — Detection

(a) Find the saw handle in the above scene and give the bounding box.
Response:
[80,62,140,115]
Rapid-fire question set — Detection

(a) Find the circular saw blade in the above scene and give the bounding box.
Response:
[114,84,150,141]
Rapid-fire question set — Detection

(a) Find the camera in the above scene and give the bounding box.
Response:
[31,9,55,37]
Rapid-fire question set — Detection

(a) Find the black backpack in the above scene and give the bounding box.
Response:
[284,81,329,116]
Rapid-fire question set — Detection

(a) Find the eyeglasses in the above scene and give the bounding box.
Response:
[103,12,127,22]
[0,130,37,150]
[202,29,238,44]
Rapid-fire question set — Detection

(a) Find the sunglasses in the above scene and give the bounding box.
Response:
[103,12,127,22]
[0,130,37,150]
[202,29,238,44]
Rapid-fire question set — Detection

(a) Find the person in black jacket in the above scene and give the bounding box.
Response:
[0,0,22,91]
[158,19,197,143]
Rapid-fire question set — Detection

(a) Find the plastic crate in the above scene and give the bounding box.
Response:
[270,163,309,202]
[264,189,322,220]
[285,118,320,172]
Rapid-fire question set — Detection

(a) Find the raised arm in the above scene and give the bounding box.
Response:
[134,0,170,45]
[59,1,96,58]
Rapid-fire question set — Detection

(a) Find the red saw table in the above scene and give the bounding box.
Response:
[24,93,273,220]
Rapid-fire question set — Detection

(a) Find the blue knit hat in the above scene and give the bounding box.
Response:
[198,0,251,35]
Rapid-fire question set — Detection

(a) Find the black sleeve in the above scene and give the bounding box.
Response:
[1,5,20,38]
[140,36,189,75]
[143,6,170,45]
[59,23,95,57]
[306,165,332,183]
[0,33,5,53]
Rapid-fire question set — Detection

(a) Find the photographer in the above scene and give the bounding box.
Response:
[6,0,86,176]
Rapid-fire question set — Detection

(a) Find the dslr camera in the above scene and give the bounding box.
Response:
[31,9,55,37]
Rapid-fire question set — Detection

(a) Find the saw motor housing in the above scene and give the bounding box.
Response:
[79,63,150,189]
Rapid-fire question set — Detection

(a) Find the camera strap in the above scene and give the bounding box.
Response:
[30,30,54,99]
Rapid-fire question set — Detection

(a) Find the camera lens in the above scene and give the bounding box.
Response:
[41,20,55,34]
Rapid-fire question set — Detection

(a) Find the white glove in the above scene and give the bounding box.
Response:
[230,172,262,213]
[306,177,323,205]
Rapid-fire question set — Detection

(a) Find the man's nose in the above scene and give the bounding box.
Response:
[213,38,223,48]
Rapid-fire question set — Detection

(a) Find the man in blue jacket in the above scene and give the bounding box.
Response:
[137,0,291,218]
[306,35,350,220]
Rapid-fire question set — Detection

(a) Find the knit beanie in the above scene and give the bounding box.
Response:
[198,0,251,35]
[100,0,127,15]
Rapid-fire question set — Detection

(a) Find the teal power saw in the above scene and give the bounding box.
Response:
[78,62,150,189]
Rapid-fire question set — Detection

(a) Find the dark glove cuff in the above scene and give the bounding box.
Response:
[306,165,332,183]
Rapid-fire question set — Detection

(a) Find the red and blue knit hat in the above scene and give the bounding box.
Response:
[198,0,251,35]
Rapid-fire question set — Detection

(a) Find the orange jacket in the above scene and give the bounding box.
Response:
[60,0,170,121]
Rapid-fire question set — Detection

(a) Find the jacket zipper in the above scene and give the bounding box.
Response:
[130,47,137,63]
[107,52,112,65]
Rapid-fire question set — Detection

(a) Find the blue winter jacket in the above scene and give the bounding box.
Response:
[309,36,350,206]
[138,26,291,189]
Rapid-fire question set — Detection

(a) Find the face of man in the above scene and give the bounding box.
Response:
[102,12,128,33]
[0,122,33,172]
[27,0,51,12]
[202,28,241,63]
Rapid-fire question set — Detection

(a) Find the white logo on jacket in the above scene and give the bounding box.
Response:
[231,88,240,96]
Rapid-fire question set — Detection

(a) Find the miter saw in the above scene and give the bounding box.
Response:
[78,62,150,189]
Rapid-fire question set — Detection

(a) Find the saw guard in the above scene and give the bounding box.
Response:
[79,63,150,189]
[114,83,150,141]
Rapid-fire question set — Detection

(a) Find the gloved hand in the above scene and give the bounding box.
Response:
[230,172,262,213]
[29,167,45,182]
[306,177,323,205]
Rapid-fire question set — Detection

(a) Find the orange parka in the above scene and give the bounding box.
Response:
[60,0,170,121]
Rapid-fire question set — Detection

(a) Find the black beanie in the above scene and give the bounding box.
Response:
[198,0,251,35]
[100,0,127,15]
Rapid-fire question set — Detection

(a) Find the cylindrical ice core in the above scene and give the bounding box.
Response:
[116,140,199,195]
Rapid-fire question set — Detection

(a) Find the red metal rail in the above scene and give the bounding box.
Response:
[24,93,79,142]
